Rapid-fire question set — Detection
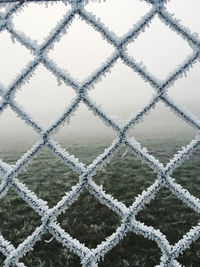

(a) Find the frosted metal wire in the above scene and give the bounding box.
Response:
[0,0,200,266]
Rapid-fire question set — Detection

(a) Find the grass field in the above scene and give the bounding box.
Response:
[0,137,200,266]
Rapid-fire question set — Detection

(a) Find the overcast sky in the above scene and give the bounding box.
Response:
[0,0,199,145]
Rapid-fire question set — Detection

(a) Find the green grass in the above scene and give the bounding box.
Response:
[0,139,200,266]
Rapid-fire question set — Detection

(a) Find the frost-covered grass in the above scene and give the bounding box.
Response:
[0,139,200,266]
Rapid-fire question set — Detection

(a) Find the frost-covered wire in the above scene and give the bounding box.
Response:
[0,0,200,266]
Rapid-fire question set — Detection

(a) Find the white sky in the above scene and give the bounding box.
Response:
[0,0,200,145]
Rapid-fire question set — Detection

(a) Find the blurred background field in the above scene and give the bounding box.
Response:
[0,136,200,267]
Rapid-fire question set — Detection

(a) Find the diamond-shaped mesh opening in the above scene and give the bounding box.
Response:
[178,239,200,266]
[48,14,114,82]
[0,107,39,164]
[136,187,200,244]
[172,152,200,199]
[0,30,33,86]
[93,146,157,206]
[85,0,151,37]
[166,0,200,36]
[0,188,41,247]
[88,59,154,123]
[17,147,79,207]
[129,101,196,164]
[22,232,81,267]
[15,65,76,126]
[53,103,117,164]
[12,1,71,45]
[57,189,120,249]
[98,232,161,267]
[127,15,193,80]
[168,62,200,119]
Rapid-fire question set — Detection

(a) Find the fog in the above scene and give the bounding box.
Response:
[0,0,200,145]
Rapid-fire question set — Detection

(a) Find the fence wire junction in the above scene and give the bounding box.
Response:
[0,0,200,266]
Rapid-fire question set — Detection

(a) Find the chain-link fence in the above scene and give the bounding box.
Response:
[0,0,200,266]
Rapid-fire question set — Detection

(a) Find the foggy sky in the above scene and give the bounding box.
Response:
[0,0,199,144]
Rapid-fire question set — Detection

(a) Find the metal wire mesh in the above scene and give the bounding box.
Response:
[0,0,200,266]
